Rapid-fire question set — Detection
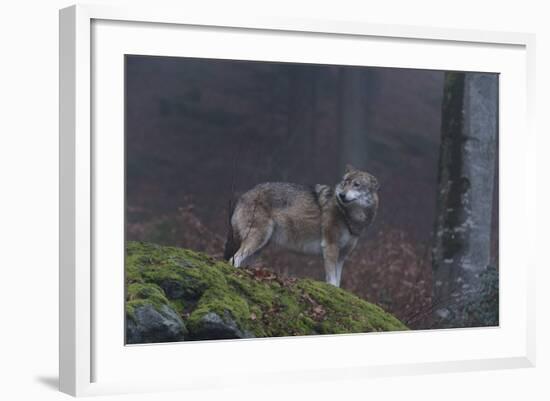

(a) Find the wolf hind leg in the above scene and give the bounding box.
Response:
[231,222,274,267]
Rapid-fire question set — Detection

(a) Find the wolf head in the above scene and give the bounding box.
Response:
[335,164,379,208]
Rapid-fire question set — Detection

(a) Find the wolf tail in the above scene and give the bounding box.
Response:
[223,202,240,261]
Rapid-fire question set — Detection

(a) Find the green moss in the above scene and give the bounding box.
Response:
[127,282,167,304]
[125,241,408,338]
[296,279,407,333]
[125,282,171,319]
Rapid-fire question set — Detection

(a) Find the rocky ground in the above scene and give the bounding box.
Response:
[125,241,408,344]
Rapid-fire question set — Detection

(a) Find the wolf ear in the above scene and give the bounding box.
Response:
[345,164,356,174]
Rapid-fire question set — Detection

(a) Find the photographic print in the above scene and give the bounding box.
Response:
[124,55,498,344]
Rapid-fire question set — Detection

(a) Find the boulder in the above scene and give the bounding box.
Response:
[126,304,187,344]
[125,241,407,343]
[188,312,254,340]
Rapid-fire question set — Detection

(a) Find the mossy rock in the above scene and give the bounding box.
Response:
[125,241,407,343]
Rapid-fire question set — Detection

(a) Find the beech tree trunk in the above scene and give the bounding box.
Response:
[283,66,317,182]
[432,72,498,328]
[338,68,372,172]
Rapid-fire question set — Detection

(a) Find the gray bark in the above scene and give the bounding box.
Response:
[338,68,372,172]
[432,72,498,327]
[284,67,317,182]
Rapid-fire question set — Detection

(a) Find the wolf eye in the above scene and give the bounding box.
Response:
[353,181,360,188]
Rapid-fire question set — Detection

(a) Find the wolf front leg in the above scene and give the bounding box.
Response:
[322,242,340,287]
[335,260,344,288]
[335,238,358,287]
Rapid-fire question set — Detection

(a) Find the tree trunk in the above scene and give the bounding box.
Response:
[432,72,498,328]
[284,66,317,182]
[338,68,372,172]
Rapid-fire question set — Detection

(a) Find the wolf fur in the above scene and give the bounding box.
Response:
[224,165,379,287]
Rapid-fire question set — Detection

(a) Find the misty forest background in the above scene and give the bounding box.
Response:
[125,55,499,330]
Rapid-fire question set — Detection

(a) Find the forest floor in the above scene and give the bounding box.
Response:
[125,241,408,344]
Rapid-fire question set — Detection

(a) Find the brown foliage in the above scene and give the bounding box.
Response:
[126,202,225,259]
[341,229,432,327]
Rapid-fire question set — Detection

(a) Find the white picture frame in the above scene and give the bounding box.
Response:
[59,3,536,397]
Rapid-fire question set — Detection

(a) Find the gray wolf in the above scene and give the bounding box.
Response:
[224,165,379,287]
